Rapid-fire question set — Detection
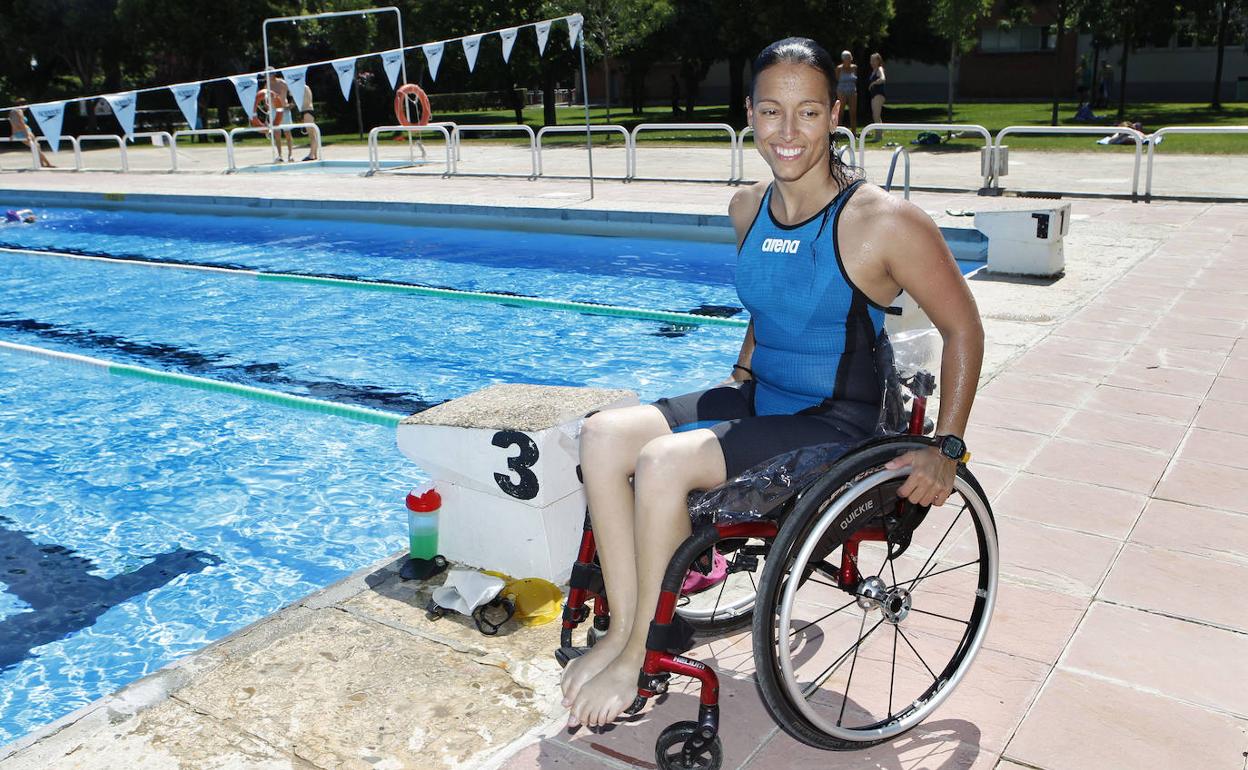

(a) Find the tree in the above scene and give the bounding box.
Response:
[1087,0,1175,119]
[1185,0,1248,108]
[930,0,994,124]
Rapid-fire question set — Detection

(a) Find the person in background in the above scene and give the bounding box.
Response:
[867,53,887,142]
[295,83,319,162]
[7,100,53,168]
[1075,56,1091,107]
[4,209,37,224]
[262,74,295,162]
[835,50,859,133]
[1097,61,1113,108]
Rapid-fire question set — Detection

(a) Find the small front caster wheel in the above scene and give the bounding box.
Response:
[655,721,722,770]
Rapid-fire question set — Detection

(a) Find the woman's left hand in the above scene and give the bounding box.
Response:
[885,447,957,507]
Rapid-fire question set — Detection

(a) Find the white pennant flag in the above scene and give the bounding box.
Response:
[535,21,552,55]
[567,15,584,48]
[104,92,137,137]
[500,27,518,63]
[230,75,259,118]
[332,58,356,100]
[28,101,65,153]
[381,49,404,89]
[282,66,307,110]
[170,82,201,128]
[423,42,445,81]
[462,34,483,73]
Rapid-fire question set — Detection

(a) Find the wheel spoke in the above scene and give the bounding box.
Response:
[837,610,869,727]
[897,626,938,682]
[708,555,731,620]
[903,502,968,593]
[788,597,858,638]
[890,558,980,593]
[804,616,885,696]
[908,606,970,626]
[888,624,898,721]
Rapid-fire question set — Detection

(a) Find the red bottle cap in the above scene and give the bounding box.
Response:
[406,488,441,513]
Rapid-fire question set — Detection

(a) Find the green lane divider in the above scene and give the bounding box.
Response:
[107,363,401,427]
[256,273,750,328]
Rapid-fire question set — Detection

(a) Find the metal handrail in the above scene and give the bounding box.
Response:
[535,124,630,178]
[858,123,993,188]
[451,124,537,178]
[229,123,324,166]
[367,124,454,175]
[173,129,236,172]
[631,122,736,181]
[77,134,129,172]
[737,126,856,182]
[130,131,177,172]
[884,145,910,199]
[996,125,1145,198]
[25,136,83,170]
[1145,126,1248,198]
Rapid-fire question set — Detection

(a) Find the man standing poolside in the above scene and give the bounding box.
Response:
[7,100,54,168]
[295,83,319,162]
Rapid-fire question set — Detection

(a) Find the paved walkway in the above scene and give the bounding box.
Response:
[0,170,1244,769]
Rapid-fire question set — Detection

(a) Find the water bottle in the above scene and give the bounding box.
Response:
[406,485,441,560]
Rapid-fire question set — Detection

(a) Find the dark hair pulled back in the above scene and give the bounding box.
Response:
[751,37,859,187]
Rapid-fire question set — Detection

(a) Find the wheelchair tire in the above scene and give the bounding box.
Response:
[751,437,998,750]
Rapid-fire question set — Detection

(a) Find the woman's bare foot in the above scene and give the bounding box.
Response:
[560,637,625,719]
[569,651,644,727]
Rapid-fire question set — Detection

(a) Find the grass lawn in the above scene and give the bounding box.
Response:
[305,101,1247,155]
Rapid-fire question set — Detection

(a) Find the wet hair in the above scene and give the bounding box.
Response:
[751,37,859,186]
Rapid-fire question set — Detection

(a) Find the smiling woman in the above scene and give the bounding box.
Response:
[559,36,985,731]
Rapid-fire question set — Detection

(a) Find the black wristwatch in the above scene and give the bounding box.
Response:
[936,434,969,464]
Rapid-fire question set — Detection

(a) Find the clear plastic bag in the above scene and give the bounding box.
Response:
[687,327,940,527]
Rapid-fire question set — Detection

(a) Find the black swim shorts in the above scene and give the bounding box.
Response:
[651,380,874,477]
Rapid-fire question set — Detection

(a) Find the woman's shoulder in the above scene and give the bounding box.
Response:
[729,182,768,239]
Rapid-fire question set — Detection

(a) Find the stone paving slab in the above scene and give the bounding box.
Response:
[0,170,1245,769]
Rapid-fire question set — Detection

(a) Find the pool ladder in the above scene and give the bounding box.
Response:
[883,145,911,199]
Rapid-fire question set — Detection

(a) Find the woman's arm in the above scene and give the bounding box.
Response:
[726,184,765,381]
[878,202,984,506]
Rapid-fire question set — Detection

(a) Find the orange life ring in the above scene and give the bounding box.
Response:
[250,89,286,128]
[394,83,431,127]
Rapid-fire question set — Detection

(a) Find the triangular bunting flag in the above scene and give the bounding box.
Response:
[230,75,259,118]
[28,101,65,153]
[170,82,201,128]
[332,58,356,100]
[535,21,552,55]
[282,66,307,111]
[500,27,518,63]
[104,92,137,137]
[567,15,584,47]
[462,34,483,73]
[422,42,445,81]
[381,49,404,89]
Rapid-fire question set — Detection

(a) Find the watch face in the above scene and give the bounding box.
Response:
[941,435,965,459]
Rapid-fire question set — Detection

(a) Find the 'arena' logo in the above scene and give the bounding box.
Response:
[761,238,801,254]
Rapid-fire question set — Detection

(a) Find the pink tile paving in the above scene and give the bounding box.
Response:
[1026,438,1170,494]
[961,425,1049,470]
[1176,427,1248,471]
[1061,602,1248,715]
[1081,384,1201,423]
[1055,410,1187,455]
[1193,398,1248,435]
[994,473,1146,539]
[1154,458,1248,514]
[1099,544,1248,632]
[966,396,1070,436]
[1129,498,1248,565]
[981,582,1088,665]
[1006,670,1248,770]
[977,371,1097,409]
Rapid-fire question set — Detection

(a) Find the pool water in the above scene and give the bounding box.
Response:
[0,202,984,744]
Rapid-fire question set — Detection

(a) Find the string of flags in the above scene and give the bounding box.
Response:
[11,14,583,153]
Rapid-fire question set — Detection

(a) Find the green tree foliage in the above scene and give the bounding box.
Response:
[930,0,994,123]
[1182,0,1248,107]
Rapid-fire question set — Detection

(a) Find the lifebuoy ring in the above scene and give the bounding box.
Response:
[394,83,431,127]
[250,89,285,128]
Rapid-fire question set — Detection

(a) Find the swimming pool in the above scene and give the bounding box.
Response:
[0,201,983,744]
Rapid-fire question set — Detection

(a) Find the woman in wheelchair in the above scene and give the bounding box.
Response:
[561,37,988,749]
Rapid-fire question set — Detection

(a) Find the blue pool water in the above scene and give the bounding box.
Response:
[0,203,983,744]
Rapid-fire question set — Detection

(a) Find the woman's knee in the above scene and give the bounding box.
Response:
[579,407,668,467]
[633,432,725,494]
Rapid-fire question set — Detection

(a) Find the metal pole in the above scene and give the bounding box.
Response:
[576,20,594,199]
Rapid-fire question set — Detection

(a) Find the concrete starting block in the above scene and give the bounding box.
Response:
[397,384,638,582]
[974,204,1071,277]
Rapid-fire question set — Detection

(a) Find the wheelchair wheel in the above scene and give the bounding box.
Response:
[676,540,765,637]
[752,438,998,749]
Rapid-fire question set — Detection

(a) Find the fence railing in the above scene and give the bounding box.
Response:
[228,123,323,167]
[173,129,236,172]
[26,136,84,171]
[995,125,1145,198]
[451,124,537,178]
[630,123,737,181]
[858,123,994,189]
[535,124,630,178]
[1145,126,1248,198]
[130,131,177,172]
[367,124,455,175]
[737,126,856,182]
[77,134,129,172]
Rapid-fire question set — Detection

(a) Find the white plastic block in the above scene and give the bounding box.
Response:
[975,204,1071,277]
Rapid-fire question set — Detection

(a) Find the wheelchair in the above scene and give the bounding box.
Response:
[556,330,999,770]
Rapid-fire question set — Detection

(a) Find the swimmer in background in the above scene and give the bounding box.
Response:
[7,100,54,168]
[4,209,37,224]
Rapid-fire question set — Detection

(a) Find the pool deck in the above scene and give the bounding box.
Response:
[0,169,1246,769]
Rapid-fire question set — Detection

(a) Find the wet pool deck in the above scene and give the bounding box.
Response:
[0,168,1245,769]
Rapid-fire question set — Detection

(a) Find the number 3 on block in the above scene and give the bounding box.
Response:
[491,430,540,500]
